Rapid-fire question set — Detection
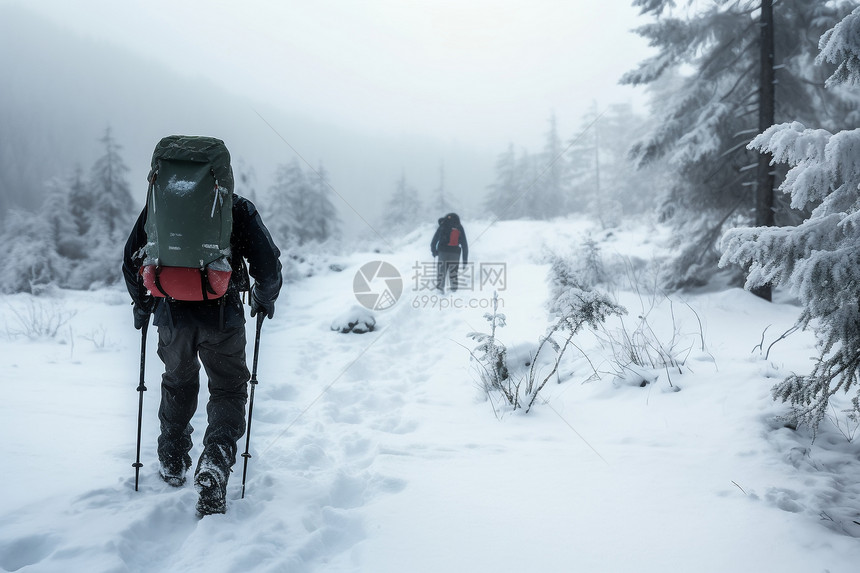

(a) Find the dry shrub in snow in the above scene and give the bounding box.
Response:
[597,292,707,391]
[470,289,624,414]
[4,298,77,340]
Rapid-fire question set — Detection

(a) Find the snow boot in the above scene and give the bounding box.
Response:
[159,453,192,487]
[195,469,227,516]
[194,449,230,516]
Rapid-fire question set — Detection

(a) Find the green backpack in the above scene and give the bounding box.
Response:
[141,135,234,301]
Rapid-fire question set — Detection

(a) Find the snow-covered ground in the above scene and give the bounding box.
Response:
[2,217,860,573]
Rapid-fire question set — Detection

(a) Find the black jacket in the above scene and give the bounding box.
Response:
[123,194,282,329]
[430,213,468,263]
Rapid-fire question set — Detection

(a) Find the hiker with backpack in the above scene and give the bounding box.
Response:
[430,212,468,293]
[122,135,282,516]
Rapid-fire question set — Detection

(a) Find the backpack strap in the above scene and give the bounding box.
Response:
[153,265,168,297]
[218,295,226,331]
[200,267,220,301]
[200,269,209,301]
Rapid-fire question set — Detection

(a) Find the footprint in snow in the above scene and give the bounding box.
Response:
[0,533,59,572]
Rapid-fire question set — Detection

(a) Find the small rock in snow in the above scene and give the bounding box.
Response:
[331,306,376,334]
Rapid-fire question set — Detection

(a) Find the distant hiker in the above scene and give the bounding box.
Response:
[122,135,282,516]
[430,212,468,292]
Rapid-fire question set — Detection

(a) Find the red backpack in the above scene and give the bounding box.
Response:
[447,227,460,247]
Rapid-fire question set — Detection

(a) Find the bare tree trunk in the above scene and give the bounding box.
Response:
[752,0,775,301]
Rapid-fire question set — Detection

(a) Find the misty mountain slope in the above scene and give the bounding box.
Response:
[1,218,860,572]
[0,4,494,233]
[0,4,244,211]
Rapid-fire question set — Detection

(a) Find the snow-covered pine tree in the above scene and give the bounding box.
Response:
[58,128,135,289]
[267,159,342,246]
[383,173,423,233]
[0,130,136,292]
[305,162,341,243]
[266,159,305,248]
[624,0,858,290]
[88,126,134,238]
[234,157,259,204]
[483,143,522,220]
[0,207,69,293]
[44,172,87,262]
[433,163,453,215]
[562,103,659,228]
[0,172,83,292]
[720,5,860,429]
[65,215,120,289]
[532,113,570,220]
[598,103,661,221]
[67,165,93,236]
[515,150,538,217]
[566,104,601,219]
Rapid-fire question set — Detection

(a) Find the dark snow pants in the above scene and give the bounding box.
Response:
[436,250,461,292]
[156,324,250,475]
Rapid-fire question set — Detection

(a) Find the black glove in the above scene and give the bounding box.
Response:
[133,296,155,330]
[431,250,438,257]
[249,285,275,319]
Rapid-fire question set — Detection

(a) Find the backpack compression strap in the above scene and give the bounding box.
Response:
[153,266,168,298]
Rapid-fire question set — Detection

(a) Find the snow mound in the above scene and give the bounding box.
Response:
[330,305,376,333]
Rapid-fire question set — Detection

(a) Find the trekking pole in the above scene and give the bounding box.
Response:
[241,312,265,499]
[133,320,149,491]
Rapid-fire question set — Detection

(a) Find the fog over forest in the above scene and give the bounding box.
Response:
[0,4,502,236]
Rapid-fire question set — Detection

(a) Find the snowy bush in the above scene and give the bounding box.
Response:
[265,159,342,248]
[4,298,77,340]
[720,7,860,430]
[826,401,860,443]
[331,306,376,334]
[0,129,134,294]
[81,325,117,351]
[524,288,626,411]
[471,289,625,414]
[0,210,70,294]
[597,293,705,390]
[467,292,512,410]
[546,236,610,312]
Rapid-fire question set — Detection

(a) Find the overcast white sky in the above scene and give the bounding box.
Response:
[11,0,651,150]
